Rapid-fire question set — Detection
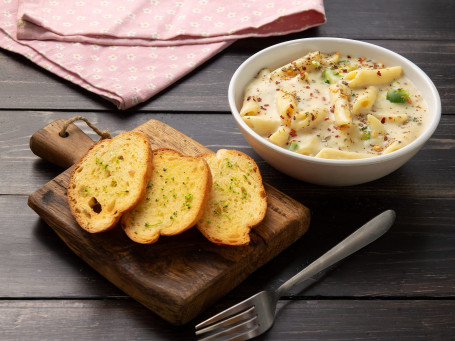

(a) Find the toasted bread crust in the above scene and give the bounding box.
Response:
[121,148,212,244]
[67,131,153,233]
[196,149,267,246]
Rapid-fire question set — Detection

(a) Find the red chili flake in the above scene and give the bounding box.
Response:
[347,55,351,58]
[290,129,297,137]
[311,114,316,121]
[327,128,331,132]
[324,117,330,121]
[280,115,285,120]
[342,69,347,73]
[290,104,294,109]
[389,116,392,120]
[381,117,386,124]
[377,70,382,76]
[302,67,307,71]
[384,136,388,141]
[310,93,313,97]
[264,104,269,107]
[330,106,335,113]
[306,85,310,89]
[247,96,251,101]
[335,135,339,138]
[275,81,280,85]
[322,96,327,101]
[257,97,262,102]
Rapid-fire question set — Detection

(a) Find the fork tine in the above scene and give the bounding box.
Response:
[195,296,255,330]
[195,306,256,335]
[197,316,258,341]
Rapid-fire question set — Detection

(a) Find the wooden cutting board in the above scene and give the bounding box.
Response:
[27,119,310,325]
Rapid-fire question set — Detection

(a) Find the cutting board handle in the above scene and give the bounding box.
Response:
[30,119,96,169]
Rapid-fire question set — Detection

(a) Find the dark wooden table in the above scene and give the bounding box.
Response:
[1,0,454,339]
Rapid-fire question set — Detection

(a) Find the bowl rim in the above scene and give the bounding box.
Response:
[228,37,442,166]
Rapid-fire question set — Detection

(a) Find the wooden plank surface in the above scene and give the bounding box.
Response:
[1,112,454,196]
[2,195,455,298]
[0,113,454,300]
[1,0,454,339]
[1,300,454,340]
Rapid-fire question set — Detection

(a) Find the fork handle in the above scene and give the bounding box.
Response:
[275,210,396,298]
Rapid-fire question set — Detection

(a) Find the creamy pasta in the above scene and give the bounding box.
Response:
[240,51,428,159]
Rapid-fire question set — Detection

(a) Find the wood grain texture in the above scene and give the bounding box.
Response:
[30,119,95,168]
[1,299,453,340]
[1,111,454,196]
[27,119,310,325]
[1,0,454,339]
[2,195,454,299]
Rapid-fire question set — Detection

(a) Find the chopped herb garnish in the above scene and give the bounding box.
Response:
[288,141,299,151]
[361,131,371,140]
[321,68,342,84]
[145,221,162,227]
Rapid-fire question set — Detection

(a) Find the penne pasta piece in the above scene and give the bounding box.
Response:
[240,68,271,116]
[242,116,281,136]
[344,66,402,88]
[270,51,322,78]
[240,95,260,116]
[268,126,291,147]
[329,83,352,127]
[352,86,378,115]
[367,114,386,136]
[294,136,320,156]
[276,90,297,125]
[291,107,329,131]
[383,140,406,154]
[320,52,340,66]
[315,148,374,159]
[372,113,408,124]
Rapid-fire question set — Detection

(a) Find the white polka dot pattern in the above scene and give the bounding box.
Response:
[0,0,325,109]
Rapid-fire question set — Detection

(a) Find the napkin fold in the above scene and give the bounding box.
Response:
[1,0,326,109]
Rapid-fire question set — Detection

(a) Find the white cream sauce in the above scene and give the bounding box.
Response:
[241,52,428,159]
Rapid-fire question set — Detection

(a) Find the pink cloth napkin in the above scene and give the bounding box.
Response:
[1,1,326,109]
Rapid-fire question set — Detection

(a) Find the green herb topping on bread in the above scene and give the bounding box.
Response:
[196,149,267,246]
[121,148,212,244]
[67,131,153,233]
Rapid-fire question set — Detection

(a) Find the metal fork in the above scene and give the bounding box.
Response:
[195,210,396,341]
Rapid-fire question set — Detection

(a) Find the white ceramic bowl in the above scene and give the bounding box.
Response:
[228,38,441,186]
